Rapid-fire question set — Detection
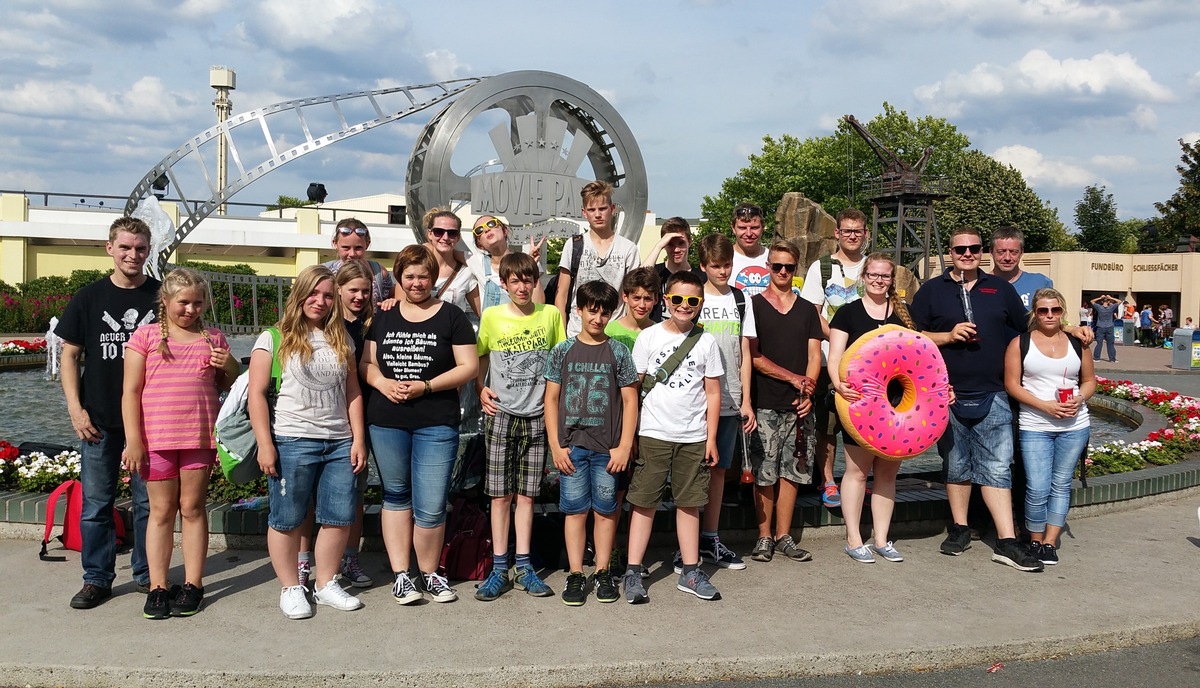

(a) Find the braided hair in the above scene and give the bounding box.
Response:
[157,268,213,359]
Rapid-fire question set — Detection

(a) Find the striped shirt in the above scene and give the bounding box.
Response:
[126,324,229,450]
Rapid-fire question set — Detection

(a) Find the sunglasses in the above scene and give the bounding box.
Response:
[665,293,703,307]
[951,244,983,256]
[430,228,461,239]
[472,218,504,236]
[1035,306,1065,316]
[734,205,763,219]
[770,262,797,273]
[337,226,368,237]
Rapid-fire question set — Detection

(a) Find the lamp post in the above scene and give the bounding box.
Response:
[210,66,236,216]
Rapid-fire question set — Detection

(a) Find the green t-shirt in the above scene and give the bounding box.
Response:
[603,320,642,353]
[477,304,566,417]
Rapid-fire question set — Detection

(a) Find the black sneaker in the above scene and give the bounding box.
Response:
[69,583,112,609]
[1038,543,1059,566]
[562,571,587,606]
[940,524,972,555]
[143,587,171,620]
[991,538,1045,572]
[170,583,205,616]
[594,569,619,603]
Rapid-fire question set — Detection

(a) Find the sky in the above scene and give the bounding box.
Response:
[1,0,1197,232]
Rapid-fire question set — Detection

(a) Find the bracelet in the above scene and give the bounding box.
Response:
[424,380,432,396]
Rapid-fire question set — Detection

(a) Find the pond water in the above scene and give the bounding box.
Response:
[0,336,1138,473]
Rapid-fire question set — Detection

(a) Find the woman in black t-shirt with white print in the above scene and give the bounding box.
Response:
[362,245,477,605]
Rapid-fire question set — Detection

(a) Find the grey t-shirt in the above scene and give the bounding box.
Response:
[254,329,351,440]
[1093,301,1120,328]
[559,232,641,337]
[543,338,638,453]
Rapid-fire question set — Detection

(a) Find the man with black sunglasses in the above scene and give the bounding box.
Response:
[910,226,1044,572]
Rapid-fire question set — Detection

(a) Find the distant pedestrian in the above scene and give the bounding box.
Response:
[1089,294,1120,363]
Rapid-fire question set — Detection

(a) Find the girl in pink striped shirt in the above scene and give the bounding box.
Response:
[121,268,239,620]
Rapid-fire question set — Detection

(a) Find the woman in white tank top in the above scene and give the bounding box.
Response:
[1004,287,1096,566]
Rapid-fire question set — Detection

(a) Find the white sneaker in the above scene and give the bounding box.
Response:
[423,571,458,603]
[312,579,363,611]
[391,571,423,605]
[279,585,313,619]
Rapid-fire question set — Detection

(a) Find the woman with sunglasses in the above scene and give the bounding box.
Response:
[467,215,547,310]
[1003,287,1094,566]
[421,209,481,325]
[322,218,394,306]
[827,253,916,564]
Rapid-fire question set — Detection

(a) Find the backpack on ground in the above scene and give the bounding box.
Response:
[439,497,491,581]
[40,479,126,561]
[214,327,282,484]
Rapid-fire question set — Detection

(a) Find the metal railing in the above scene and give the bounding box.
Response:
[196,269,295,334]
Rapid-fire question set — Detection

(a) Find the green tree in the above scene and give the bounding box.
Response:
[266,195,315,212]
[936,151,1069,252]
[698,102,971,242]
[1116,218,1145,253]
[1074,185,1124,253]
[1153,138,1200,252]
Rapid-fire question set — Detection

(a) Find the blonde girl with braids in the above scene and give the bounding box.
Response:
[826,252,916,564]
[248,264,368,619]
[121,267,239,619]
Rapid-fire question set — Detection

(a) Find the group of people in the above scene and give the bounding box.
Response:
[57,184,1098,620]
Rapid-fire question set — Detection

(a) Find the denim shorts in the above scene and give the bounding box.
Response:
[268,435,356,531]
[714,415,740,470]
[559,447,619,515]
[937,392,1014,489]
[370,424,459,528]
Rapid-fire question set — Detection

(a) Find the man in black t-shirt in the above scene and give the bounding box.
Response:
[56,217,160,609]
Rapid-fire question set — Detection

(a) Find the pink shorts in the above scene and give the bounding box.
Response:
[143,448,216,481]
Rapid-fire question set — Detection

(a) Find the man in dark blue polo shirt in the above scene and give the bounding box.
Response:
[910,226,1044,572]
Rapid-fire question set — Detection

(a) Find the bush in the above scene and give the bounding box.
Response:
[0,270,111,332]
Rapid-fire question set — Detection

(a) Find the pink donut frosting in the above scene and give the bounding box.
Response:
[835,324,951,460]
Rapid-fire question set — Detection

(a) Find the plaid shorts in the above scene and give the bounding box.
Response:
[484,410,548,498]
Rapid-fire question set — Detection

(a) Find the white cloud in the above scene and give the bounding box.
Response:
[0,169,47,190]
[1190,71,1200,90]
[247,0,409,54]
[0,76,197,123]
[1183,132,1200,145]
[992,144,1095,188]
[916,49,1173,128]
[1090,154,1138,170]
[423,49,470,82]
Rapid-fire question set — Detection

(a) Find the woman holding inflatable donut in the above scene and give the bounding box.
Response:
[827,253,916,564]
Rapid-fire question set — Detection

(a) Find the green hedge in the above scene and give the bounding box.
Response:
[0,270,108,332]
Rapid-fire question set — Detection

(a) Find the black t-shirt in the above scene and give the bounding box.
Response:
[55,276,161,431]
[750,293,823,410]
[649,263,706,323]
[365,302,476,429]
[829,299,907,348]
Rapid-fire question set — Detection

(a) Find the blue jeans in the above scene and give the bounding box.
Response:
[559,447,619,515]
[80,429,149,588]
[370,424,459,528]
[1093,326,1116,361]
[1021,427,1089,531]
[267,435,356,531]
[938,392,1014,489]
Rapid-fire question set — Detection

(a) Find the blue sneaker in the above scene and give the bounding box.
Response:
[473,569,512,601]
[870,541,904,562]
[701,537,747,570]
[845,544,876,563]
[822,482,842,508]
[513,565,554,597]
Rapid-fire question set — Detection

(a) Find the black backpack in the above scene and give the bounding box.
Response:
[546,234,584,308]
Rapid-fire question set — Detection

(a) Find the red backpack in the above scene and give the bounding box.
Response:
[39,479,126,561]
[438,498,491,581]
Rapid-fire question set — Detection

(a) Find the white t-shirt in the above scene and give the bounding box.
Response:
[254,329,351,439]
[731,248,770,297]
[435,263,480,326]
[697,289,756,415]
[633,323,724,443]
[560,232,641,336]
[800,255,866,359]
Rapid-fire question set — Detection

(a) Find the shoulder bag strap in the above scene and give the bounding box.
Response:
[434,262,463,300]
[640,325,704,397]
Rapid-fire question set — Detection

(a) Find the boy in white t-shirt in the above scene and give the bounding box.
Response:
[554,180,642,337]
[624,271,724,603]
[683,233,756,574]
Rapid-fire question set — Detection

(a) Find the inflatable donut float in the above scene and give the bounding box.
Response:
[835,324,950,460]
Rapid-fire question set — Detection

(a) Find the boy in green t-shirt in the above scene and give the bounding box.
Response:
[475,253,566,601]
[604,267,661,352]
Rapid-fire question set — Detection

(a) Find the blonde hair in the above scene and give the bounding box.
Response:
[109,216,151,243]
[1027,287,1067,332]
[276,265,352,367]
[864,253,915,329]
[157,268,212,359]
[335,259,374,331]
[422,207,462,231]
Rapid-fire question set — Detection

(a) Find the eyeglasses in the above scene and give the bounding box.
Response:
[337,226,368,237]
[472,218,503,236]
[951,244,983,256]
[1035,306,1065,316]
[770,262,797,273]
[665,293,703,307]
[837,229,866,238]
[734,205,763,220]
[430,228,461,239]
[863,272,893,282]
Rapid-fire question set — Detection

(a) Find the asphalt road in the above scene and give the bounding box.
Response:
[631,636,1200,688]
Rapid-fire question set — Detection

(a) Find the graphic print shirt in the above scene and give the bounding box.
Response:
[544,338,639,453]
[254,328,351,440]
[559,232,641,337]
[697,289,757,415]
[477,304,566,417]
[633,323,724,443]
